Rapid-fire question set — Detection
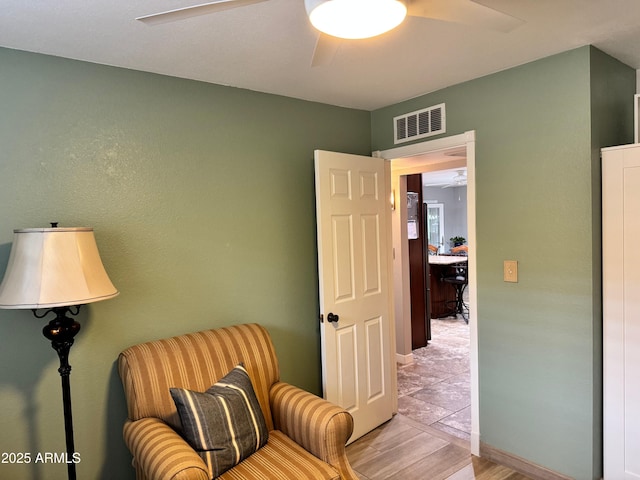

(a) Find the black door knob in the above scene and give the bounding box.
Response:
[327,312,339,323]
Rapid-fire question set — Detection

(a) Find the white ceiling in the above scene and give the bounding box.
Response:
[423,167,467,188]
[2,0,639,110]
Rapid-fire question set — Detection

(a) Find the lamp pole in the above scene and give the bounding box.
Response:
[37,306,81,480]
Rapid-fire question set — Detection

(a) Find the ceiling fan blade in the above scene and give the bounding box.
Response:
[311,33,342,68]
[407,0,524,33]
[136,0,269,25]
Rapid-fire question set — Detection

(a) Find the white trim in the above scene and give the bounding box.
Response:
[377,130,480,456]
[602,143,640,479]
[634,94,639,144]
[396,352,414,365]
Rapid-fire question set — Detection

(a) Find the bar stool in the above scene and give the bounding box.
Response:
[443,262,468,323]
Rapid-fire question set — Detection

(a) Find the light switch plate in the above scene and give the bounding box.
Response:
[504,260,518,283]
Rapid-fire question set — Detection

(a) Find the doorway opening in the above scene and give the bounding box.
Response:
[378,130,479,455]
[400,167,470,442]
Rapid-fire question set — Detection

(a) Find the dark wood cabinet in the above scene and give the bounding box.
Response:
[407,174,430,349]
[428,262,460,318]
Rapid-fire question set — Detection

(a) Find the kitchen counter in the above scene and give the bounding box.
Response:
[429,255,468,265]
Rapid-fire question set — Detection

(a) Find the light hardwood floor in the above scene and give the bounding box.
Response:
[346,316,531,480]
[346,413,530,480]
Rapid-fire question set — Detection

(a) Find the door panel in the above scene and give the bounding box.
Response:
[365,317,384,400]
[362,214,381,296]
[315,150,394,442]
[332,215,354,302]
[337,326,358,409]
[622,166,640,477]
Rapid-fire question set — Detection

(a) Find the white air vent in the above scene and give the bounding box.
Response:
[393,103,445,144]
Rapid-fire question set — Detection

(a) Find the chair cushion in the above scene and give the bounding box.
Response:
[218,430,340,480]
[170,364,269,479]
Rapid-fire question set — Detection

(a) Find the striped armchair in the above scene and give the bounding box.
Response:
[118,323,358,480]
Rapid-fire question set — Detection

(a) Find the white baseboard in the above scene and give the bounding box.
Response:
[470,430,480,456]
[396,352,414,365]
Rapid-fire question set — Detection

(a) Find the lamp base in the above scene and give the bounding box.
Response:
[41,307,81,371]
[37,306,81,480]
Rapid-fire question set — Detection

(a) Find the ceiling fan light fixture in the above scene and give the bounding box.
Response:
[305,0,407,40]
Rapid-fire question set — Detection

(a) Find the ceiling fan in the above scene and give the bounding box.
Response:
[136,0,524,67]
[424,169,467,188]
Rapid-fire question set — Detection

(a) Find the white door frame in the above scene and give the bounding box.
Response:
[374,130,480,455]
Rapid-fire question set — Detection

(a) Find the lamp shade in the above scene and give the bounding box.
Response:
[305,0,407,39]
[0,227,119,309]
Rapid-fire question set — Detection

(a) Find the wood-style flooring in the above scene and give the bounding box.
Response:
[346,316,531,480]
[346,414,529,480]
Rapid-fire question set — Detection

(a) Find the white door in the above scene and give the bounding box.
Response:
[603,144,640,479]
[314,150,394,442]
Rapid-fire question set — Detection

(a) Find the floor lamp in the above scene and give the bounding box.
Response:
[0,225,119,480]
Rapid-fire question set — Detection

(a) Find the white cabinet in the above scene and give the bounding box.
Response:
[603,143,640,480]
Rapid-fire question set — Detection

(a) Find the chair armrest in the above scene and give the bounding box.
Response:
[270,382,358,480]
[123,417,209,480]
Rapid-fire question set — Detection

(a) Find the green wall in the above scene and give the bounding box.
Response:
[372,46,635,479]
[0,47,371,480]
[1,44,635,480]
[586,47,636,478]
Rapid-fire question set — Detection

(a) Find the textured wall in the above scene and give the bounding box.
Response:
[372,46,635,479]
[0,47,371,480]
[0,43,634,480]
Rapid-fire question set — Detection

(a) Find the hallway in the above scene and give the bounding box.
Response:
[397,316,471,440]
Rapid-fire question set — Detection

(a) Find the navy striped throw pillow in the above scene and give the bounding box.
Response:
[170,363,269,478]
